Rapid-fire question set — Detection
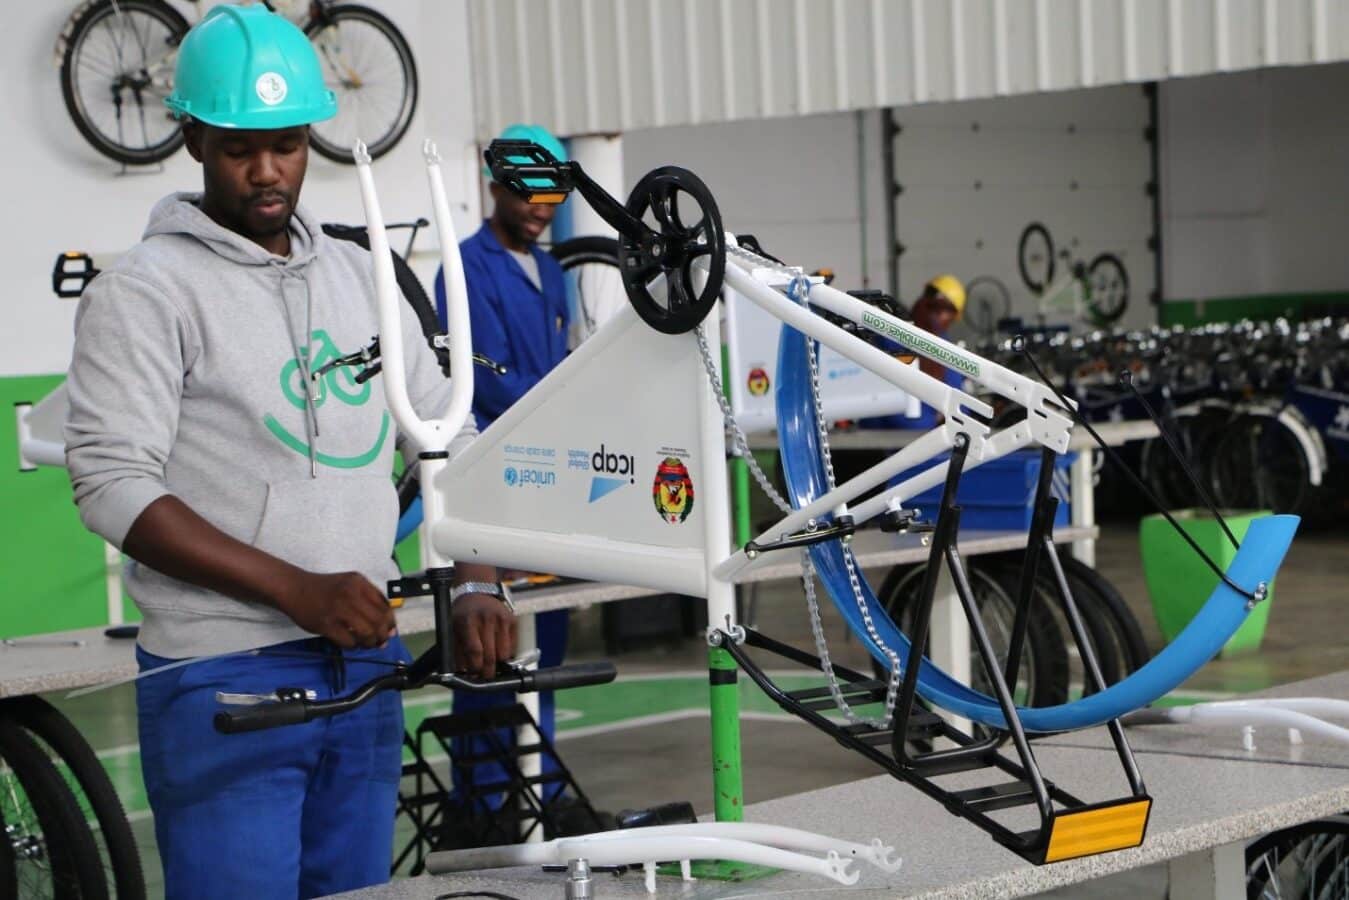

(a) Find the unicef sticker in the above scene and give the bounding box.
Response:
[255,72,288,106]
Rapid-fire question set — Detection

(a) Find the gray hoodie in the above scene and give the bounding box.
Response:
[65,192,475,658]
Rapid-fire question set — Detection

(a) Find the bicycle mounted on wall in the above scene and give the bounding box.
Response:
[1016,221,1130,329]
[56,0,417,167]
[223,137,1298,873]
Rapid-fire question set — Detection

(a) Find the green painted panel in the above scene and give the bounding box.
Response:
[2,375,110,637]
[2,375,423,636]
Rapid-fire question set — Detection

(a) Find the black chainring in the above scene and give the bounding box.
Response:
[617,166,725,335]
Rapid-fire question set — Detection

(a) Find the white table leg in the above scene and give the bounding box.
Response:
[516,611,542,843]
[104,541,123,625]
[1168,841,1245,899]
[930,565,971,736]
[1070,448,1096,567]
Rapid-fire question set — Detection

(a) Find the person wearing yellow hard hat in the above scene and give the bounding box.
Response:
[860,274,967,431]
[922,274,967,331]
[63,6,510,897]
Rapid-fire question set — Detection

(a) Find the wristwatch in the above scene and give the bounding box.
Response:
[448,581,516,613]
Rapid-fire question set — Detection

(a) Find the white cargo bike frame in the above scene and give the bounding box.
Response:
[355,141,1078,884]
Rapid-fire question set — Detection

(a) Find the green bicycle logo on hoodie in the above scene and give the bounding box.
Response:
[262,329,390,468]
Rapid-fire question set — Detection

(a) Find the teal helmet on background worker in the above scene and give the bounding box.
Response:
[165,3,337,130]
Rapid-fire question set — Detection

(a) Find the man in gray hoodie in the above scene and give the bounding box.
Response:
[63,6,512,897]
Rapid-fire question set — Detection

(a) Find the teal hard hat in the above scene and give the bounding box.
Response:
[485,123,568,180]
[165,4,337,130]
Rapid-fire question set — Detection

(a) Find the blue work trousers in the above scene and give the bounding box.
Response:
[136,637,409,900]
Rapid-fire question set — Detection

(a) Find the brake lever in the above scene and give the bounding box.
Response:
[215,686,317,707]
[473,352,507,375]
[314,335,381,380]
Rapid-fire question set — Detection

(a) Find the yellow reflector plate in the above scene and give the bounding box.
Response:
[526,192,568,205]
[1044,798,1151,863]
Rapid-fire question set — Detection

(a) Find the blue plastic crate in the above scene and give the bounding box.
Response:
[891,449,1075,531]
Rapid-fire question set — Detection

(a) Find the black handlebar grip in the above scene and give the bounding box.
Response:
[616,800,697,829]
[522,661,617,693]
[214,702,309,734]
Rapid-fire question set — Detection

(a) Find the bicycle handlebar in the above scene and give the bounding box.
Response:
[518,661,616,693]
[213,661,617,735]
[215,699,311,734]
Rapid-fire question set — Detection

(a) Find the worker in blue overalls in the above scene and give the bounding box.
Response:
[432,123,573,818]
[862,275,967,429]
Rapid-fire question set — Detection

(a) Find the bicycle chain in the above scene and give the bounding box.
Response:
[694,323,792,516]
[694,268,910,729]
[795,273,907,728]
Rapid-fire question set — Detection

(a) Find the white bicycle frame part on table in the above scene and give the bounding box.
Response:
[428,822,905,892]
[1127,698,1349,749]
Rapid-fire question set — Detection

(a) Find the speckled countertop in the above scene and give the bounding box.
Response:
[325,718,1349,899]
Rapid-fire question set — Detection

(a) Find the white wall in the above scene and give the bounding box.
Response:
[2,0,482,379]
[615,63,1349,333]
[891,83,1156,335]
[624,86,1158,337]
[1160,62,1349,303]
[623,109,890,297]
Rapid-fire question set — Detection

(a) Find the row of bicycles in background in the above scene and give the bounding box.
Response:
[979,316,1349,525]
[1,695,143,898]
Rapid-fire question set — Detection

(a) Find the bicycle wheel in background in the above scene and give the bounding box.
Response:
[550,236,624,344]
[1058,556,1150,675]
[1,697,144,900]
[1138,405,1230,511]
[1209,411,1317,517]
[874,562,1070,708]
[59,0,189,165]
[0,804,14,900]
[306,5,418,163]
[1017,223,1055,293]
[984,556,1126,694]
[1245,816,1349,899]
[1085,252,1130,325]
[964,276,1012,339]
[0,718,107,899]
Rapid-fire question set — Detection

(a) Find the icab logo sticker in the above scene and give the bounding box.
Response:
[653,456,695,524]
[256,72,288,106]
[747,367,770,396]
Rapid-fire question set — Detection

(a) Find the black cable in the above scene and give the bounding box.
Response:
[1117,369,1240,550]
[1014,337,1258,601]
[434,892,522,900]
[249,649,410,670]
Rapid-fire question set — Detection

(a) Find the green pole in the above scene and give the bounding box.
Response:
[712,341,745,823]
[732,457,752,548]
[679,314,774,882]
[708,645,744,822]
